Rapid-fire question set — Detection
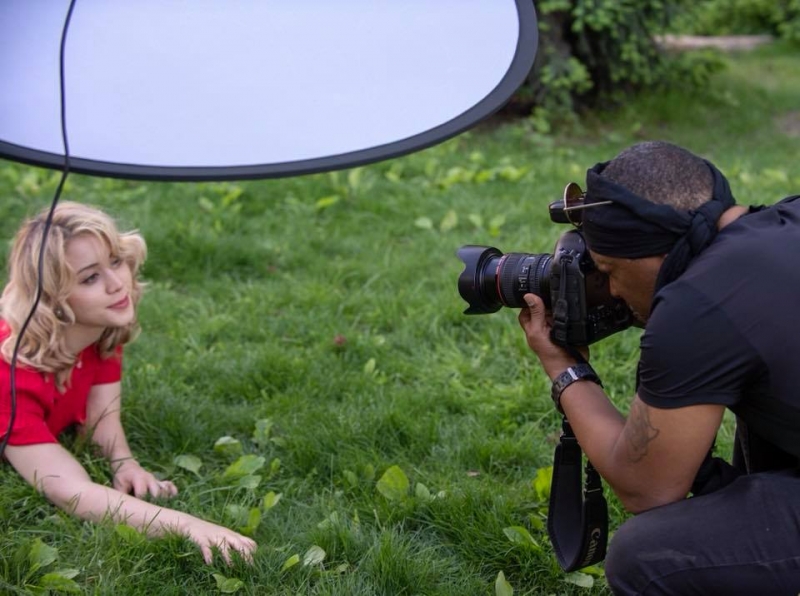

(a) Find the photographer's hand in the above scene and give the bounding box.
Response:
[518,293,587,379]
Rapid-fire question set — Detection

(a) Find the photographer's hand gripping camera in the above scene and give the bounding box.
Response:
[456,184,633,571]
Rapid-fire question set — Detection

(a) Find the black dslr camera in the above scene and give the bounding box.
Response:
[457,184,632,346]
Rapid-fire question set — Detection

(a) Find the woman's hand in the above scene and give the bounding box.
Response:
[112,458,178,499]
[182,518,258,565]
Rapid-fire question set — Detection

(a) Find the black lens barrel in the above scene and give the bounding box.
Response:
[457,246,551,314]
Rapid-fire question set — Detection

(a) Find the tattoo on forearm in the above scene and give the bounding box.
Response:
[626,400,660,463]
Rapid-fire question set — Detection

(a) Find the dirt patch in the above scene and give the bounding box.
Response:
[655,34,774,51]
[776,111,800,138]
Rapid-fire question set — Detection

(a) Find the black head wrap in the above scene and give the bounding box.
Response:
[582,159,736,291]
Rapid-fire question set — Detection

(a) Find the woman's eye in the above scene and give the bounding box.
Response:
[81,273,99,284]
[110,256,123,267]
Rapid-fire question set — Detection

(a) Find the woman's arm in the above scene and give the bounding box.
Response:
[5,442,256,564]
[84,381,176,498]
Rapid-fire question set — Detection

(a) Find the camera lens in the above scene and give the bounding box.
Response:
[457,245,552,314]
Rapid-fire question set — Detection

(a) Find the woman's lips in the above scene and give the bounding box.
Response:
[109,296,130,310]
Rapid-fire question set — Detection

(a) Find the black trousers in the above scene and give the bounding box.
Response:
[604,469,800,595]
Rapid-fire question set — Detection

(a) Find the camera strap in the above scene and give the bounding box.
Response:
[547,417,608,571]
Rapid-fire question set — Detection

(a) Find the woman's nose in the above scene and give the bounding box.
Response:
[105,269,124,293]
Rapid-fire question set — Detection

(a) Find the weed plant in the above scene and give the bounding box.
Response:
[0,43,798,595]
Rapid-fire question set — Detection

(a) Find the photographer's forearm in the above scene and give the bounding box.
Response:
[557,381,691,513]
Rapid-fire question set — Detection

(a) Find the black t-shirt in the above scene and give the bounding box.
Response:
[638,196,800,460]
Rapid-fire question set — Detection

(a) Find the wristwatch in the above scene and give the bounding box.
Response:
[550,363,602,413]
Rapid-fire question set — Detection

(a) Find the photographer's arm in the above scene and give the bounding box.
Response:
[519,294,725,513]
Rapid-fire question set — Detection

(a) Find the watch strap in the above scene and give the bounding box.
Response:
[550,363,602,413]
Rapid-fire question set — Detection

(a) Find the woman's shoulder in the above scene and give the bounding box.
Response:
[0,319,54,391]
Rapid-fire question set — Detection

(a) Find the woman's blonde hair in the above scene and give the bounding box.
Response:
[0,202,146,388]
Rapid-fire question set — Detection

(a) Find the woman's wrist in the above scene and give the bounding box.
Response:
[109,455,138,472]
[109,455,136,464]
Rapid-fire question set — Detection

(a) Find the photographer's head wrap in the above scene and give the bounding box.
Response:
[582,159,736,291]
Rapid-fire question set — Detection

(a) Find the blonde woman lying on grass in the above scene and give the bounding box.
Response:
[0,202,256,565]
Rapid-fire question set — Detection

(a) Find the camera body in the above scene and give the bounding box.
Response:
[457,229,632,346]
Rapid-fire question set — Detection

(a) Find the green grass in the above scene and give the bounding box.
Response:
[1,42,799,595]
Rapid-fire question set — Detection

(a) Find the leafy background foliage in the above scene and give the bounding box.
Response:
[671,0,800,43]
[504,0,726,126]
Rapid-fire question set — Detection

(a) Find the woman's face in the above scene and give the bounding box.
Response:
[65,233,134,334]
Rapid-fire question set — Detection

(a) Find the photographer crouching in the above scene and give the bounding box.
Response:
[461,140,800,594]
[521,140,800,594]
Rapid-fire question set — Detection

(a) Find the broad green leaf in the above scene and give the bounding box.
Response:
[220,185,243,207]
[581,565,606,577]
[533,466,553,502]
[343,470,359,487]
[415,482,432,502]
[225,504,249,525]
[222,455,266,480]
[376,465,409,501]
[317,511,339,530]
[347,168,363,191]
[174,454,203,475]
[414,216,433,230]
[303,545,326,567]
[762,168,788,183]
[363,358,377,375]
[29,539,58,569]
[241,508,261,536]
[268,457,281,478]
[236,474,262,489]
[281,554,300,572]
[252,418,273,447]
[564,571,595,588]
[37,571,81,593]
[503,526,539,549]
[213,573,244,594]
[114,524,145,544]
[198,196,215,212]
[498,165,528,182]
[424,158,438,177]
[474,169,494,184]
[468,213,484,229]
[214,436,243,458]
[439,209,458,232]
[45,568,79,580]
[495,571,514,596]
[362,464,375,481]
[528,515,544,531]
[315,195,341,210]
[488,214,507,236]
[262,491,282,510]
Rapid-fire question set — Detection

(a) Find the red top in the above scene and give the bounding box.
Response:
[0,320,122,445]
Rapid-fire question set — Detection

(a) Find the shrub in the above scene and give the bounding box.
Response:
[670,0,800,42]
[504,0,726,124]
